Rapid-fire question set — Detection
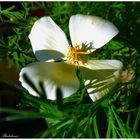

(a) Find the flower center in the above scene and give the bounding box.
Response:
[65,44,92,65]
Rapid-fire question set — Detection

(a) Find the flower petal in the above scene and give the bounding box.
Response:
[19,62,79,100]
[29,17,69,61]
[20,62,79,100]
[80,60,123,102]
[85,60,123,70]
[69,14,119,50]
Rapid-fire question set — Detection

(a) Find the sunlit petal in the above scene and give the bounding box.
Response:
[69,14,119,50]
[80,60,123,102]
[84,60,123,70]
[19,62,79,100]
[29,17,69,61]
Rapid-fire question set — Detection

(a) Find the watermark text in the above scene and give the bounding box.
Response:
[1,133,18,138]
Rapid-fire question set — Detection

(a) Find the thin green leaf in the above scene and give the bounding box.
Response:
[0,107,47,121]
[93,115,99,138]
[106,118,111,138]
[111,105,133,138]
[133,106,140,135]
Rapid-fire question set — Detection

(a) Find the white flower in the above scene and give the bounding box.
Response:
[19,14,123,102]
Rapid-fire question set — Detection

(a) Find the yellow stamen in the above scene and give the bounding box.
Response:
[65,44,92,65]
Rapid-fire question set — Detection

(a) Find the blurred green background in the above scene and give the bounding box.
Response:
[0,1,140,138]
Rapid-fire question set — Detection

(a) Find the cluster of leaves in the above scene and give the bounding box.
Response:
[0,3,36,69]
[0,2,140,138]
[0,81,139,138]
